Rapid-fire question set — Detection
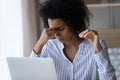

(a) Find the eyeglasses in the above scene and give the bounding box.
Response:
[54,25,65,32]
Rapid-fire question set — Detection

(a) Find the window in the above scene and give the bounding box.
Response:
[0,0,23,79]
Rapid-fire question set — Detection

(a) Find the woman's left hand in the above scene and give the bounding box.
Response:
[79,29,102,53]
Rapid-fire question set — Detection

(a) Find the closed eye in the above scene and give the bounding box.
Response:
[55,25,65,32]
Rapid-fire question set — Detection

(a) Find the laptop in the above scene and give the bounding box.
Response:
[6,57,57,80]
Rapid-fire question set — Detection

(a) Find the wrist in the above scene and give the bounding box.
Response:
[94,42,102,53]
[33,41,46,54]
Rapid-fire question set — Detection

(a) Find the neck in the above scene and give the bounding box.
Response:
[63,37,83,48]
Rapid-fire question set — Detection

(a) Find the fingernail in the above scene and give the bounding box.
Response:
[79,34,82,37]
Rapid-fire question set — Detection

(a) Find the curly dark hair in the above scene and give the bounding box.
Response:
[39,0,90,36]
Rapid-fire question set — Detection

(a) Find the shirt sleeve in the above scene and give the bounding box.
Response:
[29,42,49,58]
[29,50,41,57]
[93,38,116,80]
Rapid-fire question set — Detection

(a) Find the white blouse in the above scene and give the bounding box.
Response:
[30,38,116,80]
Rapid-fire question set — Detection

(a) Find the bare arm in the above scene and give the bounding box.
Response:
[33,28,55,55]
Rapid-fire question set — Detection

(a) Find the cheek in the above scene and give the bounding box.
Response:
[61,31,73,39]
[55,31,73,42]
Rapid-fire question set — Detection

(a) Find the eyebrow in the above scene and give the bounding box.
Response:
[55,24,65,29]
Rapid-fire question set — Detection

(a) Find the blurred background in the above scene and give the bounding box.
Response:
[0,0,120,80]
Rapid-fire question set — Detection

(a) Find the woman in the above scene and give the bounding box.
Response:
[30,0,116,80]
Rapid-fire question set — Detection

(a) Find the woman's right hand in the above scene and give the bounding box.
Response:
[33,28,56,54]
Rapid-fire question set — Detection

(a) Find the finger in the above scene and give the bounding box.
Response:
[79,29,90,38]
[43,28,55,34]
[93,30,98,35]
[83,30,93,38]
[47,29,56,37]
[45,28,55,32]
[42,28,55,37]
[84,30,98,37]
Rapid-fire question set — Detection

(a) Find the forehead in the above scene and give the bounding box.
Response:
[48,18,65,28]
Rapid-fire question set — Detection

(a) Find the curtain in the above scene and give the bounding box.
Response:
[0,0,40,79]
